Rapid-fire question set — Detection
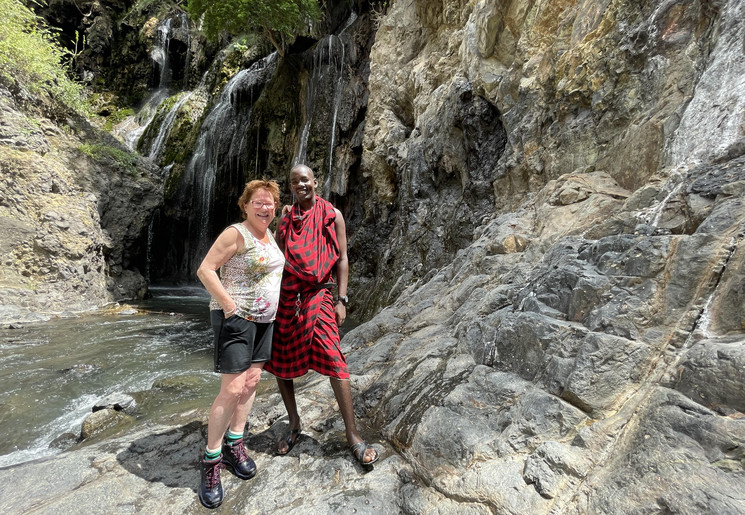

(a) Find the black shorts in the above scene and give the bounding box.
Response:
[211,310,273,374]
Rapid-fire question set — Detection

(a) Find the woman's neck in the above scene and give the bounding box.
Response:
[242,221,268,241]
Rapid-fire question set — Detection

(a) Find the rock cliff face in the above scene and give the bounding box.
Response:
[349,0,745,512]
[0,86,162,322]
[356,0,741,313]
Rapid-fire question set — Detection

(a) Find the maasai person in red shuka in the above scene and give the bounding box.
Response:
[265,164,379,466]
[264,193,347,379]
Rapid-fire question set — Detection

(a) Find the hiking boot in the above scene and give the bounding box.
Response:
[222,437,257,480]
[198,456,225,509]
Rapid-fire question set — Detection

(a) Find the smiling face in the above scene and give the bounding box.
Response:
[243,187,276,236]
[289,165,317,207]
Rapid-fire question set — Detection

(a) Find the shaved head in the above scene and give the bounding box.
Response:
[291,164,314,179]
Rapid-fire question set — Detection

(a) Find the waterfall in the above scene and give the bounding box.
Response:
[255,123,260,175]
[293,66,318,166]
[145,208,161,283]
[326,12,357,197]
[186,53,278,273]
[113,17,177,151]
[327,35,345,178]
[293,12,357,175]
[151,18,173,88]
[147,91,193,162]
[118,88,170,151]
[180,12,191,89]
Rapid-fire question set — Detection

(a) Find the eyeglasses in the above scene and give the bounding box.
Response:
[249,201,275,209]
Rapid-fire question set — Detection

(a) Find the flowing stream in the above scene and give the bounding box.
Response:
[0,288,223,468]
[0,287,358,469]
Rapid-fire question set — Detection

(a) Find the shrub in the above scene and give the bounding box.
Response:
[0,0,88,113]
[78,143,138,175]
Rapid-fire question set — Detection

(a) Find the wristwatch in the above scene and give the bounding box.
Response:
[337,295,349,306]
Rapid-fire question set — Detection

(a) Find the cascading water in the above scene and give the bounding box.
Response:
[326,12,357,196]
[635,169,687,232]
[147,90,193,162]
[152,18,173,88]
[293,62,319,166]
[113,17,178,151]
[148,13,362,284]
[183,53,278,275]
[293,12,357,191]
[326,35,345,178]
[118,89,170,151]
[179,12,191,89]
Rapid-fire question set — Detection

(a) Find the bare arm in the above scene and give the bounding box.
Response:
[276,207,290,251]
[333,208,348,326]
[196,227,242,317]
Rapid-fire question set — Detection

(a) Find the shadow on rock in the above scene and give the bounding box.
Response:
[116,420,204,491]
[253,418,383,473]
[244,420,321,460]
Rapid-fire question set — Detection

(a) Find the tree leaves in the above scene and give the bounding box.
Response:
[186,0,321,56]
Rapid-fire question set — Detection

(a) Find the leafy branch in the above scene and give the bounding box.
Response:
[186,0,321,57]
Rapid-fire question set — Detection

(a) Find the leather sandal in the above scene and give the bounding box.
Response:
[351,441,379,466]
[277,428,301,456]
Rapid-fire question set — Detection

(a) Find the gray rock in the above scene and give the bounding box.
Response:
[672,337,745,414]
[80,408,134,440]
[92,393,137,414]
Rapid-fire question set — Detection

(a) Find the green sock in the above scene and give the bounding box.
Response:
[226,429,243,444]
[204,447,221,461]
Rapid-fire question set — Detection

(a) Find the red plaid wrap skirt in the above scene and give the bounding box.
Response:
[264,197,349,379]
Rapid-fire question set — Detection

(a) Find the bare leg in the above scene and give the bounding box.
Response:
[330,377,377,464]
[276,377,301,454]
[227,364,264,435]
[206,372,246,450]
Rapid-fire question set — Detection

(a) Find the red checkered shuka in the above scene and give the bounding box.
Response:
[264,197,349,379]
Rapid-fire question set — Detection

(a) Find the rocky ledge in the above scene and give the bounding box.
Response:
[0,373,401,514]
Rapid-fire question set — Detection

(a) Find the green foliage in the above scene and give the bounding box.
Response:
[101,107,135,132]
[121,0,167,24]
[78,143,138,175]
[0,0,88,113]
[187,0,321,55]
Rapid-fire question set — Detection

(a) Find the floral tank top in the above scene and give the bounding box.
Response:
[209,223,285,323]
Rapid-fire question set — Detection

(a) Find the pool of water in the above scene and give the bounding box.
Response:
[0,286,220,467]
